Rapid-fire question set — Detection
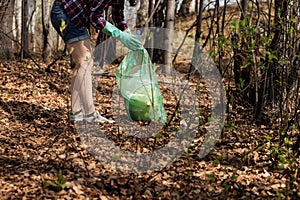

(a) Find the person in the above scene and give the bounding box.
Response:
[50,0,143,123]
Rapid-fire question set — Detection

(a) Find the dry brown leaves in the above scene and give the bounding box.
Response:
[0,58,299,199]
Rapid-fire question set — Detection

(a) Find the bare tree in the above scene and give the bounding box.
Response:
[28,0,37,52]
[0,0,15,59]
[42,0,52,62]
[163,0,175,74]
[189,0,204,75]
[20,0,28,59]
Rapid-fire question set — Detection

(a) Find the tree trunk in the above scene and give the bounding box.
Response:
[13,0,22,50]
[150,0,165,63]
[0,0,15,59]
[28,0,36,53]
[240,0,248,20]
[42,0,51,62]
[146,0,155,59]
[21,0,29,60]
[189,0,204,76]
[163,0,175,74]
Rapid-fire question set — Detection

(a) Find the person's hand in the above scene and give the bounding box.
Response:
[119,29,143,50]
[102,22,143,51]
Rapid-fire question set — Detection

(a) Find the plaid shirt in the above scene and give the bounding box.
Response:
[62,0,128,30]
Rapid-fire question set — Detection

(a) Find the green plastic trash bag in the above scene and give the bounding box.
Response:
[115,48,166,123]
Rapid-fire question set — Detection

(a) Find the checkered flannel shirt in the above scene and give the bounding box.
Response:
[62,0,128,30]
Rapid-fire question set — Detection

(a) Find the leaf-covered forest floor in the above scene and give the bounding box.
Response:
[1,15,299,200]
[0,56,299,199]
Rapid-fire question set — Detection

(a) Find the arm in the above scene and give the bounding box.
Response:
[89,0,143,50]
[89,0,110,30]
[89,0,128,31]
[111,0,128,31]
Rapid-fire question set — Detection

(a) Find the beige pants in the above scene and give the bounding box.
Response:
[67,39,95,115]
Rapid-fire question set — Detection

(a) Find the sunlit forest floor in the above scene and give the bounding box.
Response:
[1,57,299,199]
[1,11,299,200]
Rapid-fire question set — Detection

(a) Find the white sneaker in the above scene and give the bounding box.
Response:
[70,110,84,122]
[84,111,114,123]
